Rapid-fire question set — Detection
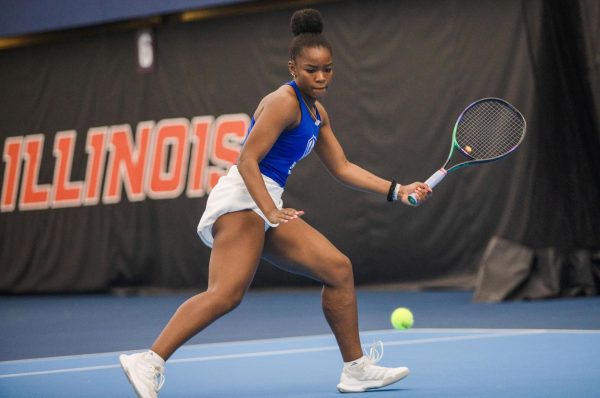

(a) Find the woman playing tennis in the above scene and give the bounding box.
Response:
[120,8,431,397]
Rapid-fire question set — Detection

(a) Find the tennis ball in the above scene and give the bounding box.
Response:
[465,145,473,153]
[391,307,414,330]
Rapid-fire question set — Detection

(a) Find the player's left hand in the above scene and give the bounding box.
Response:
[399,182,431,205]
[266,208,304,225]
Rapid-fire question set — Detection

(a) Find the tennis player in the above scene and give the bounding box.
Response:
[120,8,431,397]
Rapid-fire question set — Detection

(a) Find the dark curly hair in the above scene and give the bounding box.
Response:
[288,9,332,60]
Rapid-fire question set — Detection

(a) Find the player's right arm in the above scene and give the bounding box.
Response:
[314,103,431,204]
[237,87,304,224]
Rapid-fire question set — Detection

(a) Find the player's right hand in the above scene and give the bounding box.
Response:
[400,182,431,205]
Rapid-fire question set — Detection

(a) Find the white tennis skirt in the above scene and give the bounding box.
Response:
[196,165,284,248]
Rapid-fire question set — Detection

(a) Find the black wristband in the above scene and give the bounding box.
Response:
[387,180,397,202]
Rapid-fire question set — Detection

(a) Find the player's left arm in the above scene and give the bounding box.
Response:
[314,103,430,203]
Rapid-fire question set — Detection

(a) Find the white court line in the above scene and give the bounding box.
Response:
[3,327,599,366]
[0,330,547,379]
[0,364,121,379]
[168,330,547,364]
[5,327,598,366]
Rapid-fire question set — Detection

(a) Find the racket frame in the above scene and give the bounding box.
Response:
[408,97,526,206]
[444,97,527,172]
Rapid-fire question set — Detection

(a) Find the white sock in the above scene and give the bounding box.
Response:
[146,350,166,367]
[344,355,366,368]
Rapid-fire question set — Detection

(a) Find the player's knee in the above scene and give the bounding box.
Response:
[206,289,245,315]
[326,254,354,287]
[222,290,246,313]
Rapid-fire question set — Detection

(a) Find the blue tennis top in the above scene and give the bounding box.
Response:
[243,80,321,187]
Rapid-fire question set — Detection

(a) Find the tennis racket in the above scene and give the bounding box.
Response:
[408,97,526,206]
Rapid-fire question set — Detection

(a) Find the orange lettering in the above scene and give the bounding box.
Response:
[83,127,107,205]
[103,122,152,204]
[147,119,189,199]
[186,116,213,198]
[20,135,51,210]
[210,114,248,167]
[52,131,83,207]
[1,136,23,212]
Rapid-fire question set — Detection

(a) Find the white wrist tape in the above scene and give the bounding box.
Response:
[392,183,401,201]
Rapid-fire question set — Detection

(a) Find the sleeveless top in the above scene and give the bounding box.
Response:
[242,80,321,187]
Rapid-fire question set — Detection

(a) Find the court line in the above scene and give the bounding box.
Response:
[0,364,121,379]
[0,330,546,379]
[5,327,598,366]
[169,330,546,364]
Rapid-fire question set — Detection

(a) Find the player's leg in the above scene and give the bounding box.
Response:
[120,210,265,398]
[151,210,265,360]
[262,218,409,393]
[263,217,362,361]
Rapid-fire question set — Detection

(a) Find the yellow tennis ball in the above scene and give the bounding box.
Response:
[465,145,473,153]
[391,307,414,330]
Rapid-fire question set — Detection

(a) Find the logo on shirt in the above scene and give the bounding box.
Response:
[300,135,317,160]
[288,135,317,175]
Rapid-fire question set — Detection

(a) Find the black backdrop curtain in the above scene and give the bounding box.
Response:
[519,0,600,249]
[0,0,599,293]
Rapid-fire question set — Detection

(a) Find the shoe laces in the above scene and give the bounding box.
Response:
[364,340,384,365]
[141,360,165,392]
[153,369,165,392]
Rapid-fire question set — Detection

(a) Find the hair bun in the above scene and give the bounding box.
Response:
[290,9,324,36]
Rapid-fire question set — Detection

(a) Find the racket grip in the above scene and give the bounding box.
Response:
[408,169,447,206]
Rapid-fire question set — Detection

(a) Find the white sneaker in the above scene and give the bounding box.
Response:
[120,351,165,398]
[336,341,410,393]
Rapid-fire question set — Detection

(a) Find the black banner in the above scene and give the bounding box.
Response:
[1,0,599,293]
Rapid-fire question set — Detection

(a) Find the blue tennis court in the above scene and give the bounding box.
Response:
[2,290,599,397]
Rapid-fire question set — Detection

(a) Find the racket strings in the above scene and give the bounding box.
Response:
[460,106,522,158]
[456,100,525,160]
